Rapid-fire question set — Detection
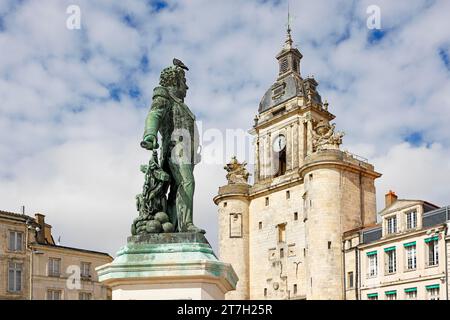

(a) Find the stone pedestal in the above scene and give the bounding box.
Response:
[96,233,238,300]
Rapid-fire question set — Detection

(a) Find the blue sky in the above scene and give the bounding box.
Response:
[1,0,450,255]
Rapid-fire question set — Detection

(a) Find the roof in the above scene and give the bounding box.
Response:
[259,73,304,113]
[361,205,449,245]
[1,208,112,259]
[343,223,379,237]
[378,199,439,216]
[0,209,33,221]
[33,243,112,259]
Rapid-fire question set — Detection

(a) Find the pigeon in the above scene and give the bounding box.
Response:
[173,58,189,71]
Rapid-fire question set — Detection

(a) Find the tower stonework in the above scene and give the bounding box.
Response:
[214,29,381,300]
[214,158,251,300]
[215,184,250,300]
[300,151,380,299]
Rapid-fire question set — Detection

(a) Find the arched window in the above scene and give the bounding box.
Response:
[276,148,286,177]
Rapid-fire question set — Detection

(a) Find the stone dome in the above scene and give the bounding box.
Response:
[258,73,305,113]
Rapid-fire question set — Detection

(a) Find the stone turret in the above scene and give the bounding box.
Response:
[299,148,381,299]
[213,157,251,299]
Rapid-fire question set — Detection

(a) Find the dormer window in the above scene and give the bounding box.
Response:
[386,216,397,235]
[271,83,286,101]
[406,210,417,230]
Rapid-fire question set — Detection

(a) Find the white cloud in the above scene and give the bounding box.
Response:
[0,0,449,256]
[374,142,450,210]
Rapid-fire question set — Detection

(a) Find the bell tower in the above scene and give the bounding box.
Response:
[251,25,334,186]
[215,20,382,300]
[276,23,303,79]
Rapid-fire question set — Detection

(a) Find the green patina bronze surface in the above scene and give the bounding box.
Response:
[132,58,204,235]
[96,233,239,289]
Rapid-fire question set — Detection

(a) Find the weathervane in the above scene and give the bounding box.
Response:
[284,1,293,49]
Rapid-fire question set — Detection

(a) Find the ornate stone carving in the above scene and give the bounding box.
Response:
[224,156,251,185]
[131,151,172,235]
[311,120,344,152]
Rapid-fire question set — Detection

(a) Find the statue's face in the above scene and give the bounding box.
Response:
[177,74,188,99]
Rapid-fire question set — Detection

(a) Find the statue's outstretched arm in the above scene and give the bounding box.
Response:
[142,95,169,150]
[144,96,168,139]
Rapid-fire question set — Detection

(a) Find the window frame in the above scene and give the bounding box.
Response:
[367,253,378,278]
[405,210,417,230]
[426,239,439,267]
[386,216,397,235]
[385,291,397,300]
[47,289,62,300]
[385,248,397,274]
[48,258,62,277]
[8,230,24,252]
[8,261,23,293]
[277,223,286,243]
[79,292,92,300]
[427,286,440,300]
[405,288,417,300]
[348,272,354,289]
[405,245,417,270]
[81,262,91,278]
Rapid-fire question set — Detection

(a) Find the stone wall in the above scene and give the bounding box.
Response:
[216,188,250,300]
[248,183,306,300]
[0,214,31,300]
[31,244,112,300]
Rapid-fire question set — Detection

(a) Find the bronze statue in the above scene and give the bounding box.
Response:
[132,58,204,235]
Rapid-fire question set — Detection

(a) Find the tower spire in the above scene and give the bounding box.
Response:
[275,1,302,78]
[284,1,293,49]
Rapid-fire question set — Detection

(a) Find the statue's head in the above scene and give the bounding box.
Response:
[159,58,189,99]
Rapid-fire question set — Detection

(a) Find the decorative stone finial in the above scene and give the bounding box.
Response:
[253,114,259,127]
[311,120,345,152]
[224,156,251,184]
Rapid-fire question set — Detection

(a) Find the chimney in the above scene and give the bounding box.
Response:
[35,213,46,244]
[385,190,398,208]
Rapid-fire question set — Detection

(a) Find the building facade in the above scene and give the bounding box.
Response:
[214,28,449,300]
[0,210,112,300]
[344,192,450,300]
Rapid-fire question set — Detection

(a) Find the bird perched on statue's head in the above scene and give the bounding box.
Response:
[173,58,189,71]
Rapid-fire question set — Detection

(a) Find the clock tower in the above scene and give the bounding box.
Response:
[214,25,381,300]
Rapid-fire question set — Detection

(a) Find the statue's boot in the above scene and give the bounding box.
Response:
[185,223,206,234]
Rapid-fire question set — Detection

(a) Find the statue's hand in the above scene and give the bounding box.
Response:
[141,135,159,150]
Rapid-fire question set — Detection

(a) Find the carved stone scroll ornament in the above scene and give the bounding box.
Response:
[224,156,251,184]
[311,120,345,152]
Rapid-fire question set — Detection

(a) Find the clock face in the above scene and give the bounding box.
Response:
[273,135,286,152]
